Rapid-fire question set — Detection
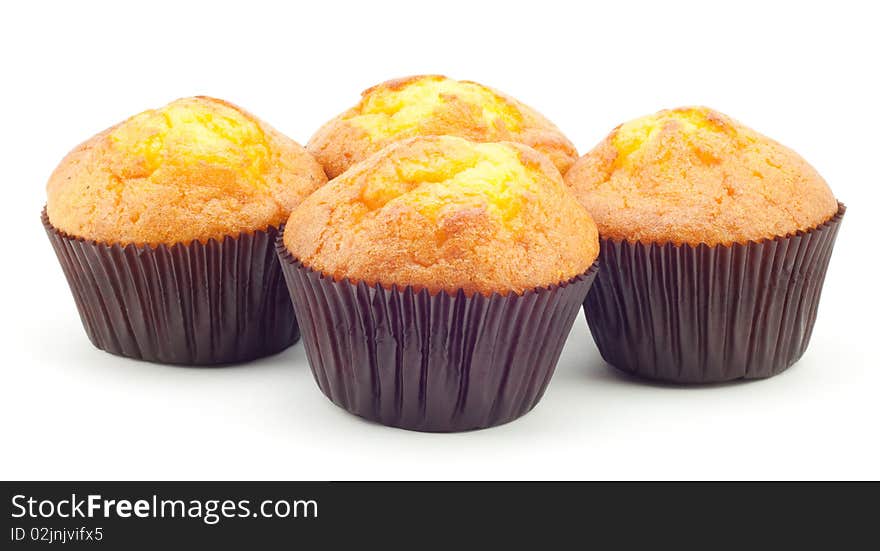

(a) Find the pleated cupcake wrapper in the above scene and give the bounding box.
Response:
[584,203,845,383]
[276,237,599,432]
[43,208,299,365]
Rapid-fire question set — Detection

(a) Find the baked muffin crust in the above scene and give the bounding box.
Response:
[307,75,578,179]
[565,107,838,245]
[285,136,598,296]
[47,96,327,246]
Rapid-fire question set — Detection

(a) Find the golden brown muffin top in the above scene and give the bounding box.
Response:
[285,136,599,296]
[565,107,838,246]
[307,75,578,179]
[46,96,327,246]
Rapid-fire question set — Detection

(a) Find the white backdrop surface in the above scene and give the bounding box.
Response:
[1,0,876,480]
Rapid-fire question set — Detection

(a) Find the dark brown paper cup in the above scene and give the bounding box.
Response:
[43,208,299,365]
[276,235,599,432]
[584,203,845,383]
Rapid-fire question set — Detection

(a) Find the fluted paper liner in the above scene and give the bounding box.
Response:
[276,235,599,432]
[584,203,845,383]
[43,208,299,365]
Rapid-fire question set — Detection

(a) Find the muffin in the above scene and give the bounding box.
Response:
[44,96,327,365]
[278,135,599,431]
[307,75,578,179]
[565,106,844,383]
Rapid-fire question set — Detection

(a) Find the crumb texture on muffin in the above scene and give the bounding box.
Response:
[564,106,838,245]
[307,75,578,179]
[285,136,598,296]
[46,96,327,246]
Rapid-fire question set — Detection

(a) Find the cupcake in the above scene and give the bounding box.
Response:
[278,135,599,431]
[565,106,844,383]
[307,75,578,179]
[44,96,327,365]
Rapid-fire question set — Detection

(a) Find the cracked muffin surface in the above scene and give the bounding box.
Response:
[564,106,838,245]
[307,75,578,179]
[285,135,598,296]
[46,96,327,245]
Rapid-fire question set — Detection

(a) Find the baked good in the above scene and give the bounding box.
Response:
[43,96,326,365]
[277,135,599,431]
[307,75,578,179]
[565,106,844,383]
[564,106,838,245]
[287,135,597,296]
[47,96,326,246]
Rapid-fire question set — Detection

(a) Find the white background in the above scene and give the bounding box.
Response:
[1,1,877,480]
